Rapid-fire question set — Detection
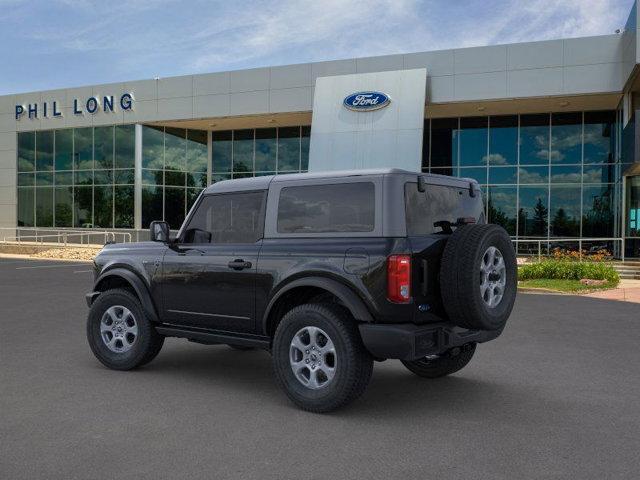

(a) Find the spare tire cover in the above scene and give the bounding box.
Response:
[439,224,517,331]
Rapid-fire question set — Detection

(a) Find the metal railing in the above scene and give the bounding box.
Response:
[512,237,625,261]
[0,228,132,247]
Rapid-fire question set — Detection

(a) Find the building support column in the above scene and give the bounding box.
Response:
[134,124,143,232]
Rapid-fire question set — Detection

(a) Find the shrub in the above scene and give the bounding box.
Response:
[518,260,619,285]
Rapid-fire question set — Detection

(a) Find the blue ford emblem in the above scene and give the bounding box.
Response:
[343,91,390,111]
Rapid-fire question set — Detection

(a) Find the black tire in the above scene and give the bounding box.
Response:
[228,345,254,351]
[86,288,164,371]
[440,224,517,331]
[272,303,373,413]
[401,343,476,378]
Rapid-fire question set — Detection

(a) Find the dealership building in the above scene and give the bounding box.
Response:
[3,3,640,256]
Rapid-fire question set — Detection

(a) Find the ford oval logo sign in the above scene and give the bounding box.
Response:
[343,91,390,111]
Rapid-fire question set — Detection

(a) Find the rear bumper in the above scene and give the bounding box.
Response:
[358,322,503,361]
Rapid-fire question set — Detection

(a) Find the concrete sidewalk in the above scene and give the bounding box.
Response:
[583,279,640,303]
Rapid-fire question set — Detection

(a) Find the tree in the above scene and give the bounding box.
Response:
[532,198,548,236]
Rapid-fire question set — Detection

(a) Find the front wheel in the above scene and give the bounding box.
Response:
[272,304,373,413]
[401,344,476,378]
[86,288,164,371]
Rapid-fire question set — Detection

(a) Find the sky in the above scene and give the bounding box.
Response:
[0,0,636,95]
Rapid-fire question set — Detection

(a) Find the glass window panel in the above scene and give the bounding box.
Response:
[93,185,113,228]
[164,187,186,230]
[186,129,208,173]
[256,171,275,177]
[114,169,134,185]
[74,128,93,170]
[518,186,548,237]
[430,118,457,169]
[142,126,164,169]
[582,184,614,237]
[94,169,113,185]
[185,192,265,244]
[94,126,113,169]
[458,167,487,185]
[17,188,34,226]
[488,166,517,185]
[519,114,549,165]
[35,187,54,227]
[165,170,185,187]
[232,172,252,179]
[35,130,54,171]
[487,186,517,235]
[430,167,454,176]
[549,185,581,237]
[212,131,232,173]
[54,129,73,171]
[301,126,310,171]
[115,124,135,169]
[233,129,253,173]
[18,132,35,172]
[75,170,93,186]
[74,186,93,227]
[488,116,517,166]
[55,172,73,185]
[551,112,582,165]
[35,172,53,186]
[54,186,73,227]
[255,128,277,172]
[186,172,207,189]
[18,173,34,187]
[422,119,430,171]
[277,183,374,233]
[165,127,186,171]
[519,166,548,184]
[551,165,581,183]
[583,164,615,184]
[212,174,232,183]
[142,169,163,186]
[584,111,615,164]
[405,182,483,236]
[142,186,163,229]
[114,185,134,228]
[458,117,487,167]
[277,127,301,172]
[187,188,202,211]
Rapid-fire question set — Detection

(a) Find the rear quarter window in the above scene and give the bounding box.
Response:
[405,182,483,235]
[277,182,375,233]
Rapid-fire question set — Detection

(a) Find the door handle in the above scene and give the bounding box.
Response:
[228,259,252,270]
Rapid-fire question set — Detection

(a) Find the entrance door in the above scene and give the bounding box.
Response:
[625,175,640,257]
[160,190,266,333]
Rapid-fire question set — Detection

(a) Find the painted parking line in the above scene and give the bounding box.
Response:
[15,263,89,270]
[73,270,93,274]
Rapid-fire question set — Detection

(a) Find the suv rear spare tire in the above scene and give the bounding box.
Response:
[440,224,516,331]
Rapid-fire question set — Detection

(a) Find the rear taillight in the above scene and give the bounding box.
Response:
[387,255,411,303]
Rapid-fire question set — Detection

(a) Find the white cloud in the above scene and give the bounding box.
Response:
[2,0,634,92]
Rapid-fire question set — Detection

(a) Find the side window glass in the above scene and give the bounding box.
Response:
[277,182,375,233]
[184,191,265,244]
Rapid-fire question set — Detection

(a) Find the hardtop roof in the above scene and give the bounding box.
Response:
[203,169,477,194]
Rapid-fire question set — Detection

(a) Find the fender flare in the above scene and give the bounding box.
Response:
[262,276,374,334]
[93,268,159,323]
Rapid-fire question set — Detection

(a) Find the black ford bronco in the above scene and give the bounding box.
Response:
[86,169,517,412]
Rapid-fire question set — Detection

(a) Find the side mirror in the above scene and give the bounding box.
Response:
[150,221,170,243]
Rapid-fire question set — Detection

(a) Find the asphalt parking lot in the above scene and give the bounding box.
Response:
[1,257,639,480]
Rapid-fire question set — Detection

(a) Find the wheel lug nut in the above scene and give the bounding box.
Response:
[305,359,309,363]
[305,349,309,354]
